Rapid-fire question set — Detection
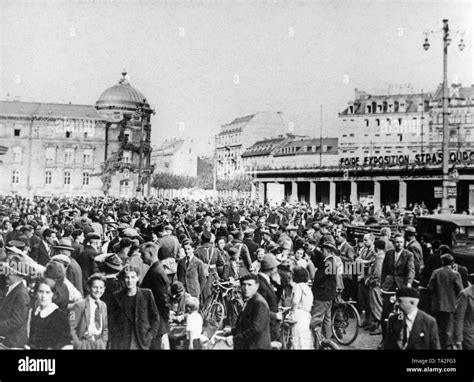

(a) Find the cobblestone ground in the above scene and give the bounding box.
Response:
[208,325,383,350]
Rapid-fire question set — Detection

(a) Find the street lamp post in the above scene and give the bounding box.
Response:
[423,19,465,213]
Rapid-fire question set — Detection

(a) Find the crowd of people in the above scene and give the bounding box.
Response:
[0,194,472,350]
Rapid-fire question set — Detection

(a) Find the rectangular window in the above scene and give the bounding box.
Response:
[349,133,354,137]
[12,170,20,184]
[65,149,73,164]
[83,149,93,165]
[64,172,71,185]
[45,171,52,185]
[65,131,72,138]
[83,172,90,186]
[14,129,20,137]
[13,147,22,163]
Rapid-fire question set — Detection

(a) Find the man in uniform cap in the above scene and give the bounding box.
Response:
[384,287,440,349]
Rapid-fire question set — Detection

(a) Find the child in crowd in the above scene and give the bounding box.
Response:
[185,296,203,350]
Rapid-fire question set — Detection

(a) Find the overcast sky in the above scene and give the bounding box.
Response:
[1,0,472,155]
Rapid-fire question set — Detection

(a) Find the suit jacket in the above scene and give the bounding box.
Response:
[384,309,440,350]
[177,256,206,298]
[407,239,424,276]
[0,282,30,348]
[31,240,52,266]
[242,238,259,262]
[232,292,271,350]
[66,257,84,296]
[381,249,415,291]
[110,288,160,350]
[140,261,171,335]
[257,274,279,341]
[76,245,100,287]
[69,297,108,349]
[428,266,463,313]
[454,285,474,349]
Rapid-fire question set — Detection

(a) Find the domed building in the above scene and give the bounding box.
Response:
[96,72,155,198]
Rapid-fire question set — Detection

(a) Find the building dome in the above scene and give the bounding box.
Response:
[96,71,149,111]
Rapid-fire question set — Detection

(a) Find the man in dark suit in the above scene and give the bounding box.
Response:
[428,254,463,349]
[242,229,259,263]
[384,287,440,350]
[381,234,415,338]
[76,233,101,288]
[224,274,271,350]
[177,239,206,299]
[140,243,171,349]
[257,254,282,341]
[454,283,474,350]
[109,265,160,350]
[31,228,57,266]
[0,259,30,349]
[310,242,338,339]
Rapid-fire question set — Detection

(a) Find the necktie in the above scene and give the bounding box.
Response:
[397,315,409,349]
[94,301,101,331]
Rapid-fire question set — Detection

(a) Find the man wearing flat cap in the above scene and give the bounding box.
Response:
[258,253,282,342]
[384,287,440,349]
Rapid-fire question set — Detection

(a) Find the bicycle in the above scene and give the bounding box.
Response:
[202,280,243,329]
[331,288,360,346]
[313,327,340,350]
[279,307,297,350]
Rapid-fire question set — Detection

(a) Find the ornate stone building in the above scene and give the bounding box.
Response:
[0,72,154,198]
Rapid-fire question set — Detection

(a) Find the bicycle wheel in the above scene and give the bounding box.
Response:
[331,303,360,346]
[208,302,225,329]
[320,339,339,350]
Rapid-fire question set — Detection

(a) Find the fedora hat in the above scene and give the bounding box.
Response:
[260,253,280,272]
[102,254,123,272]
[54,238,74,252]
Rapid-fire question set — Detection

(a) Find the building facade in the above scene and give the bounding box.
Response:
[0,101,106,196]
[338,88,431,159]
[151,138,198,177]
[0,72,154,198]
[215,111,285,180]
[253,85,474,212]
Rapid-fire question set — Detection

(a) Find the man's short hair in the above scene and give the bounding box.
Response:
[140,242,158,257]
[119,265,140,279]
[87,273,107,289]
[374,239,386,251]
[42,228,55,239]
[363,233,375,242]
[380,227,392,237]
[394,233,404,241]
[240,273,259,284]
[71,229,84,240]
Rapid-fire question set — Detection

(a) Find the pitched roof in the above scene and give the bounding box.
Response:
[432,84,474,102]
[222,114,256,127]
[0,101,104,119]
[241,136,287,157]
